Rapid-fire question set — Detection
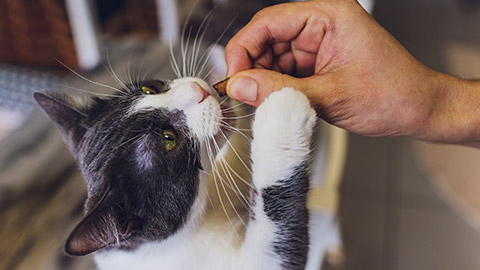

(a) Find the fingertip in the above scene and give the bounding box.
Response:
[227,76,258,104]
[226,69,284,107]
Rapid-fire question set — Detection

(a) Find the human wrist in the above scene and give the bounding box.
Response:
[452,78,480,147]
[419,72,480,147]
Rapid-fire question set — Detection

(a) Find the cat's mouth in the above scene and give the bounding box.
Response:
[194,82,236,137]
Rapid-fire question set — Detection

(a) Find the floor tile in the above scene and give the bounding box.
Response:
[389,139,451,213]
[339,198,387,270]
[396,206,480,270]
[340,134,390,205]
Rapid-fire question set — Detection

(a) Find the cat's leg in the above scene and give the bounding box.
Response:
[239,87,317,270]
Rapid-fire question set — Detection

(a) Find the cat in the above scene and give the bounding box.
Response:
[34,74,317,269]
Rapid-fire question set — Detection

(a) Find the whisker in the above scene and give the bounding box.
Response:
[105,48,129,91]
[222,112,256,120]
[211,137,252,214]
[110,134,145,153]
[137,52,150,84]
[124,53,135,90]
[215,163,245,228]
[168,28,182,78]
[218,97,231,106]
[189,31,198,79]
[185,27,194,77]
[221,101,249,111]
[111,218,120,246]
[220,107,251,115]
[212,156,247,226]
[141,65,159,82]
[169,47,182,79]
[205,139,237,192]
[217,157,252,215]
[214,148,254,192]
[219,122,253,140]
[218,130,254,181]
[54,83,122,98]
[100,62,128,94]
[191,2,222,77]
[205,139,239,235]
[180,4,196,78]
[203,67,215,81]
[197,16,237,78]
[181,28,189,77]
[55,59,122,93]
[200,169,217,213]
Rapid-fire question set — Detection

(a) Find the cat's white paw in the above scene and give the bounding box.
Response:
[253,87,317,147]
[251,87,317,188]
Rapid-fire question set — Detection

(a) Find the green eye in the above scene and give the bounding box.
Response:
[163,130,176,151]
[142,86,158,95]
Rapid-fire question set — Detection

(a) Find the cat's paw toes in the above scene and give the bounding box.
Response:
[253,87,317,148]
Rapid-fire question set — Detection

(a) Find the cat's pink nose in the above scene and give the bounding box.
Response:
[190,82,210,103]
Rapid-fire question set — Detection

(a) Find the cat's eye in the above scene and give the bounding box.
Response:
[140,80,168,95]
[142,86,158,95]
[163,130,177,151]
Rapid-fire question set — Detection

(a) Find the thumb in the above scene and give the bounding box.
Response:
[226,69,310,107]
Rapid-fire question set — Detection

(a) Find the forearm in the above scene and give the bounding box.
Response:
[419,73,480,147]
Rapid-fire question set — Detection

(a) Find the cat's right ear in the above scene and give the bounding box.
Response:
[34,92,88,151]
[65,190,120,256]
[65,187,136,256]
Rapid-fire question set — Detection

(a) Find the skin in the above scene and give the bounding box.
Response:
[224,0,480,147]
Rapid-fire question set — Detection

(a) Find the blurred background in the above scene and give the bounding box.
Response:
[336,0,480,270]
[0,0,479,269]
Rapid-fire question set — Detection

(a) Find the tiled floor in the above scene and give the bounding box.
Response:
[339,136,480,270]
[335,0,480,269]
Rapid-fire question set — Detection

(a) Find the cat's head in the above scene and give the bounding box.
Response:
[35,77,233,256]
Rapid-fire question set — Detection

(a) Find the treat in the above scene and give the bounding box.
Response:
[212,77,230,96]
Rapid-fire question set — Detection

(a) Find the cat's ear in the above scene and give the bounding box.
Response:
[34,92,87,151]
[65,189,135,256]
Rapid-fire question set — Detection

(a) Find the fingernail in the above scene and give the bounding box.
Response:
[229,77,258,102]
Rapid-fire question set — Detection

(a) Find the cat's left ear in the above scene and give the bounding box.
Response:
[34,92,87,151]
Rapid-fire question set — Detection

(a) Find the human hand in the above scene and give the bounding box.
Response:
[224,0,480,146]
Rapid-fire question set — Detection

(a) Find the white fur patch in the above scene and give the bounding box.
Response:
[134,135,155,169]
[131,77,222,139]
